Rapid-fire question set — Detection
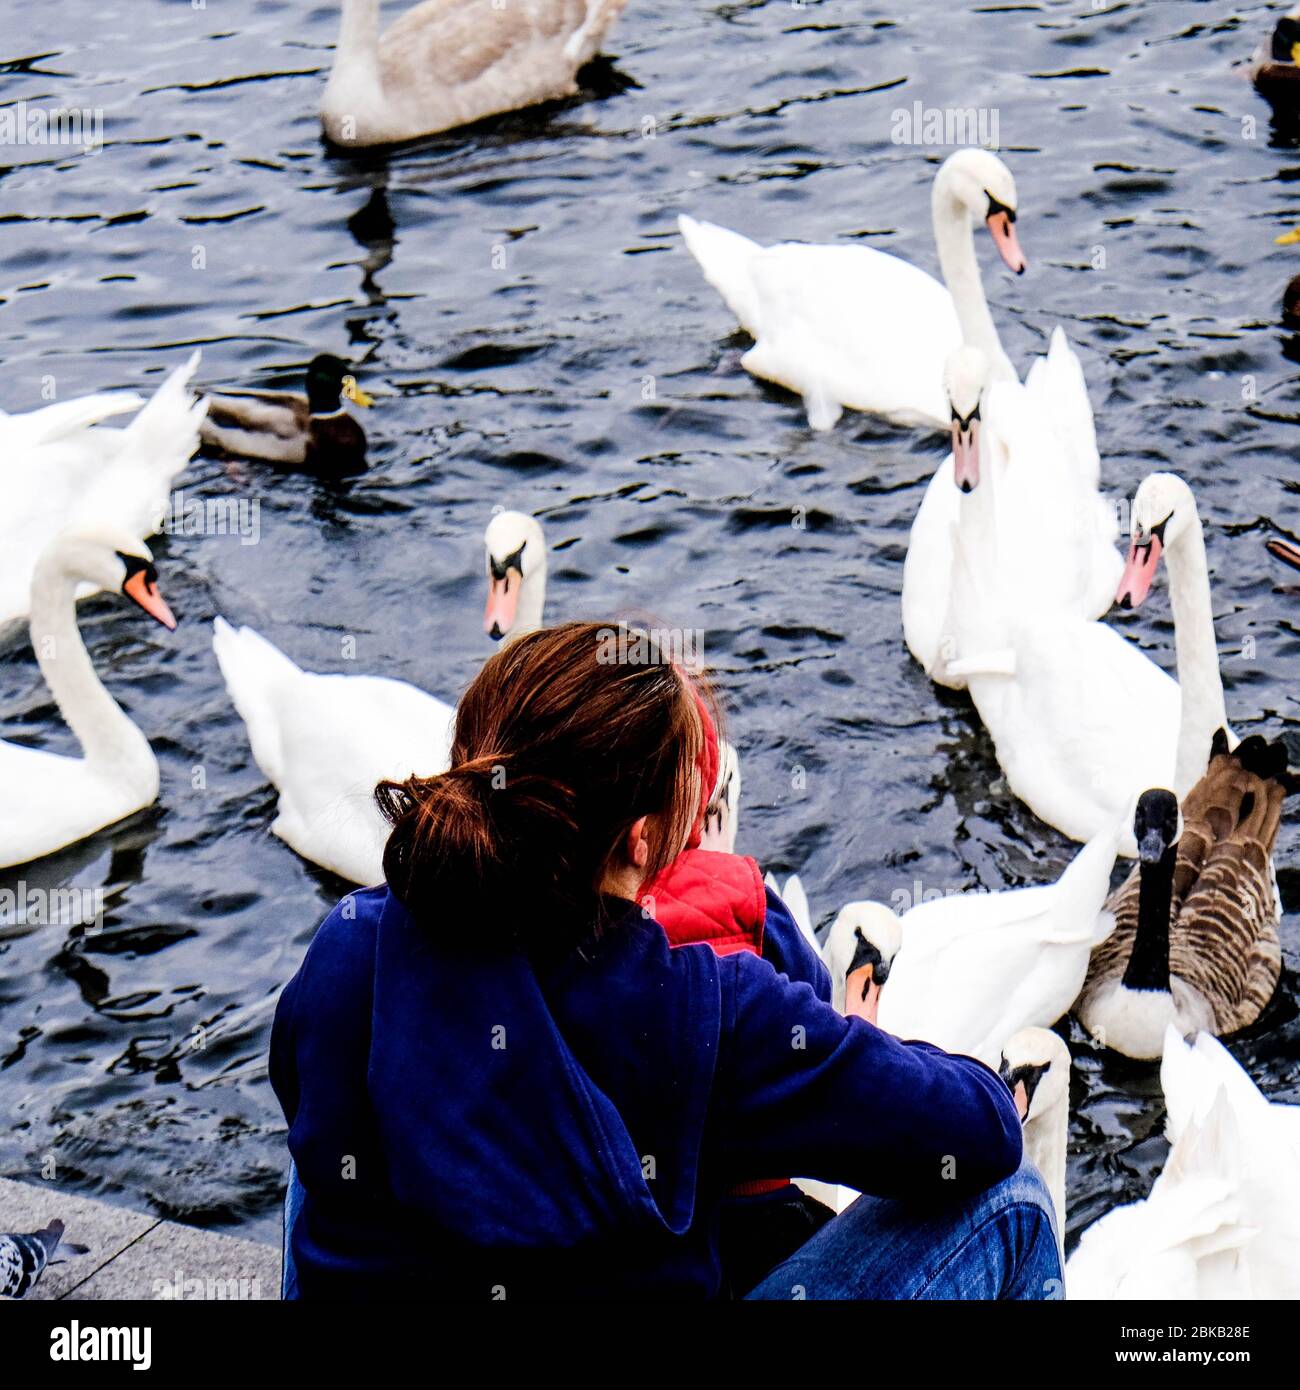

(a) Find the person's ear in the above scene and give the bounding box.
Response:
[625,815,650,869]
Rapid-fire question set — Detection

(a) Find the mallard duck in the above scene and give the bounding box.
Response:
[1251,7,1300,108]
[1077,733,1293,1060]
[321,0,631,148]
[200,355,372,472]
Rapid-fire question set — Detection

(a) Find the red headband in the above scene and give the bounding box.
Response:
[687,684,720,850]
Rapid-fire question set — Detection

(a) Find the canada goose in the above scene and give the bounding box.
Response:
[321,0,631,148]
[678,150,1025,432]
[998,1027,1072,1242]
[200,355,373,473]
[1077,734,1292,1060]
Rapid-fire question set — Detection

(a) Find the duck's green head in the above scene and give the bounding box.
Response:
[306,355,373,414]
[1272,15,1300,64]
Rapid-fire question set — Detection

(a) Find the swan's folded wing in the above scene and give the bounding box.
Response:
[380,0,604,94]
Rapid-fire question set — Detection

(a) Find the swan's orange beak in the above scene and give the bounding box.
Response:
[484,572,520,641]
[986,210,1026,275]
[1116,533,1163,610]
[844,965,881,1025]
[124,567,177,630]
[952,418,980,492]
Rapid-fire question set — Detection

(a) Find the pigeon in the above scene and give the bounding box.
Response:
[0,1219,88,1298]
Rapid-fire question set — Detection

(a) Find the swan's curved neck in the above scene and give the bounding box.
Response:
[334,0,382,83]
[1167,505,1226,796]
[28,557,154,776]
[511,560,549,639]
[1023,1098,1068,1247]
[932,179,1014,383]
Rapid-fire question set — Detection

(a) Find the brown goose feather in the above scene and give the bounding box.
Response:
[1081,733,1288,1037]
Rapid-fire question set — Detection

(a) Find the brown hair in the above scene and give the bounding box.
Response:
[376,621,705,951]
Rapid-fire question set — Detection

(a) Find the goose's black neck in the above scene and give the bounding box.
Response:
[1122,846,1176,993]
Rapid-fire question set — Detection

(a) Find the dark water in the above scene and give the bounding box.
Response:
[1,0,1298,1249]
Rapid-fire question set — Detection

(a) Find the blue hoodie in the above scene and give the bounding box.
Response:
[269,885,1021,1300]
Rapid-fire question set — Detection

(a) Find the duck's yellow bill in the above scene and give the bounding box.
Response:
[1275,226,1300,246]
[1291,40,1300,64]
[342,375,374,408]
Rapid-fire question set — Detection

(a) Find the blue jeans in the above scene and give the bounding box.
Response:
[746,1156,1062,1300]
[282,1159,304,1300]
[282,1156,1061,1301]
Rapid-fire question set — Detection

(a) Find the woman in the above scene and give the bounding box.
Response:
[270,622,1060,1299]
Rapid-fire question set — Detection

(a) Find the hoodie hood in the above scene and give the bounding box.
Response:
[282,888,721,1256]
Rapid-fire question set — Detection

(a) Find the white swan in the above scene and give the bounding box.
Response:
[211,511,549,885]
[0,354,204,630]
[482,508,743,851]
[1066,1025,1299,1299]
[822,820,1121,1069]
[902,338,1122,688]
[322,0,630,147]
[678,148,1024,431]
[0,528,177,869]
[483,509,549,641]
[212,616,456,885]
[998,1027,1071,1245]
[953,470,1250,854]
[1067,1091,1254,1299]
[1162,1029,1300,1299]
[1114,472,1234,796]
[944,485,1181,852]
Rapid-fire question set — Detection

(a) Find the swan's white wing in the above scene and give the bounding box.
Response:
[738,243,960,430]
[678,215,764,333]
[1068,1088,1257,1299]
[882,847,1115,1064]
[213,619,454,885]
[0,357,203,628]
[1023,326,1100,491]
[961,613,1180,849]
[74,352,205,542]
[1160,1030,1300,1297]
